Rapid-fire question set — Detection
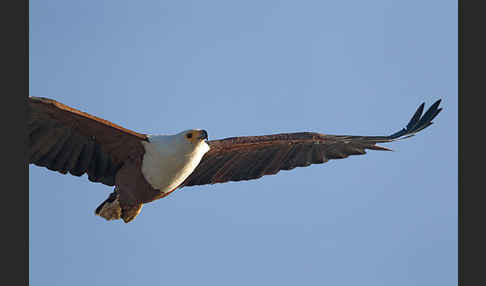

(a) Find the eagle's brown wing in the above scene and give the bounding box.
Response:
[182,100,442,187]
[29,97,148,186]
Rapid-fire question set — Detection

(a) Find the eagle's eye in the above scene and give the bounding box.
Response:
[186,133,193,139]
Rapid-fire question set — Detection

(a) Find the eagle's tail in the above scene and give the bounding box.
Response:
[95,191,142,223]
[95,191,121,221]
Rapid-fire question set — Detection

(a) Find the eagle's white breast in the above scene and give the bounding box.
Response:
[140,132,210,193]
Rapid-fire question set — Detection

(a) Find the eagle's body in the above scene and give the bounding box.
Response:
[96,131,210,222]
[28,96,443,223]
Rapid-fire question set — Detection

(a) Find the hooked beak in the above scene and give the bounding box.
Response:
[199,129,208,140]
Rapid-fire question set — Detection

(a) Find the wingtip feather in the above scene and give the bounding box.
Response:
[387,99,442,140]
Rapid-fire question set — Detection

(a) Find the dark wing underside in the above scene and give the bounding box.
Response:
[29,97,148,186]
[182,100,442,187]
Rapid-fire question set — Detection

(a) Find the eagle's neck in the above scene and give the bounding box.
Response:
[140,134,210,193]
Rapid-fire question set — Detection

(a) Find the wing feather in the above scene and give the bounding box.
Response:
[182,100,442,187]
[29,97,148,186]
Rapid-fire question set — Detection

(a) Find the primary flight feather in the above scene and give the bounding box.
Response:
[29,97,442,223]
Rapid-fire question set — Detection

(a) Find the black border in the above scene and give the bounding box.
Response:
[459,0,484,285]
[458,0,462,283]
[3,0,28,285]
[458,1,462,284]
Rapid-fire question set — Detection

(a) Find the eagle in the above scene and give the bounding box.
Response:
[29,97,442,223]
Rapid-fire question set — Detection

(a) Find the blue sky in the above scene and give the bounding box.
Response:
[29,1,457,285]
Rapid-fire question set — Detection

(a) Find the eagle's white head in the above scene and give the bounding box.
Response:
[147,129,209,152]
[169,129,210,155]
[179,129,209,144]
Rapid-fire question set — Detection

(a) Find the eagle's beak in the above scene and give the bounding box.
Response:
[199,130,208,140]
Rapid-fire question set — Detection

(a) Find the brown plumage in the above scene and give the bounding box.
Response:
[29,96,442,223]
[29,96,148,186]
[182,100,442,187]
[29,96,154,222]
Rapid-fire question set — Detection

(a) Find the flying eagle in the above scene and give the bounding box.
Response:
[29,97,442,223]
